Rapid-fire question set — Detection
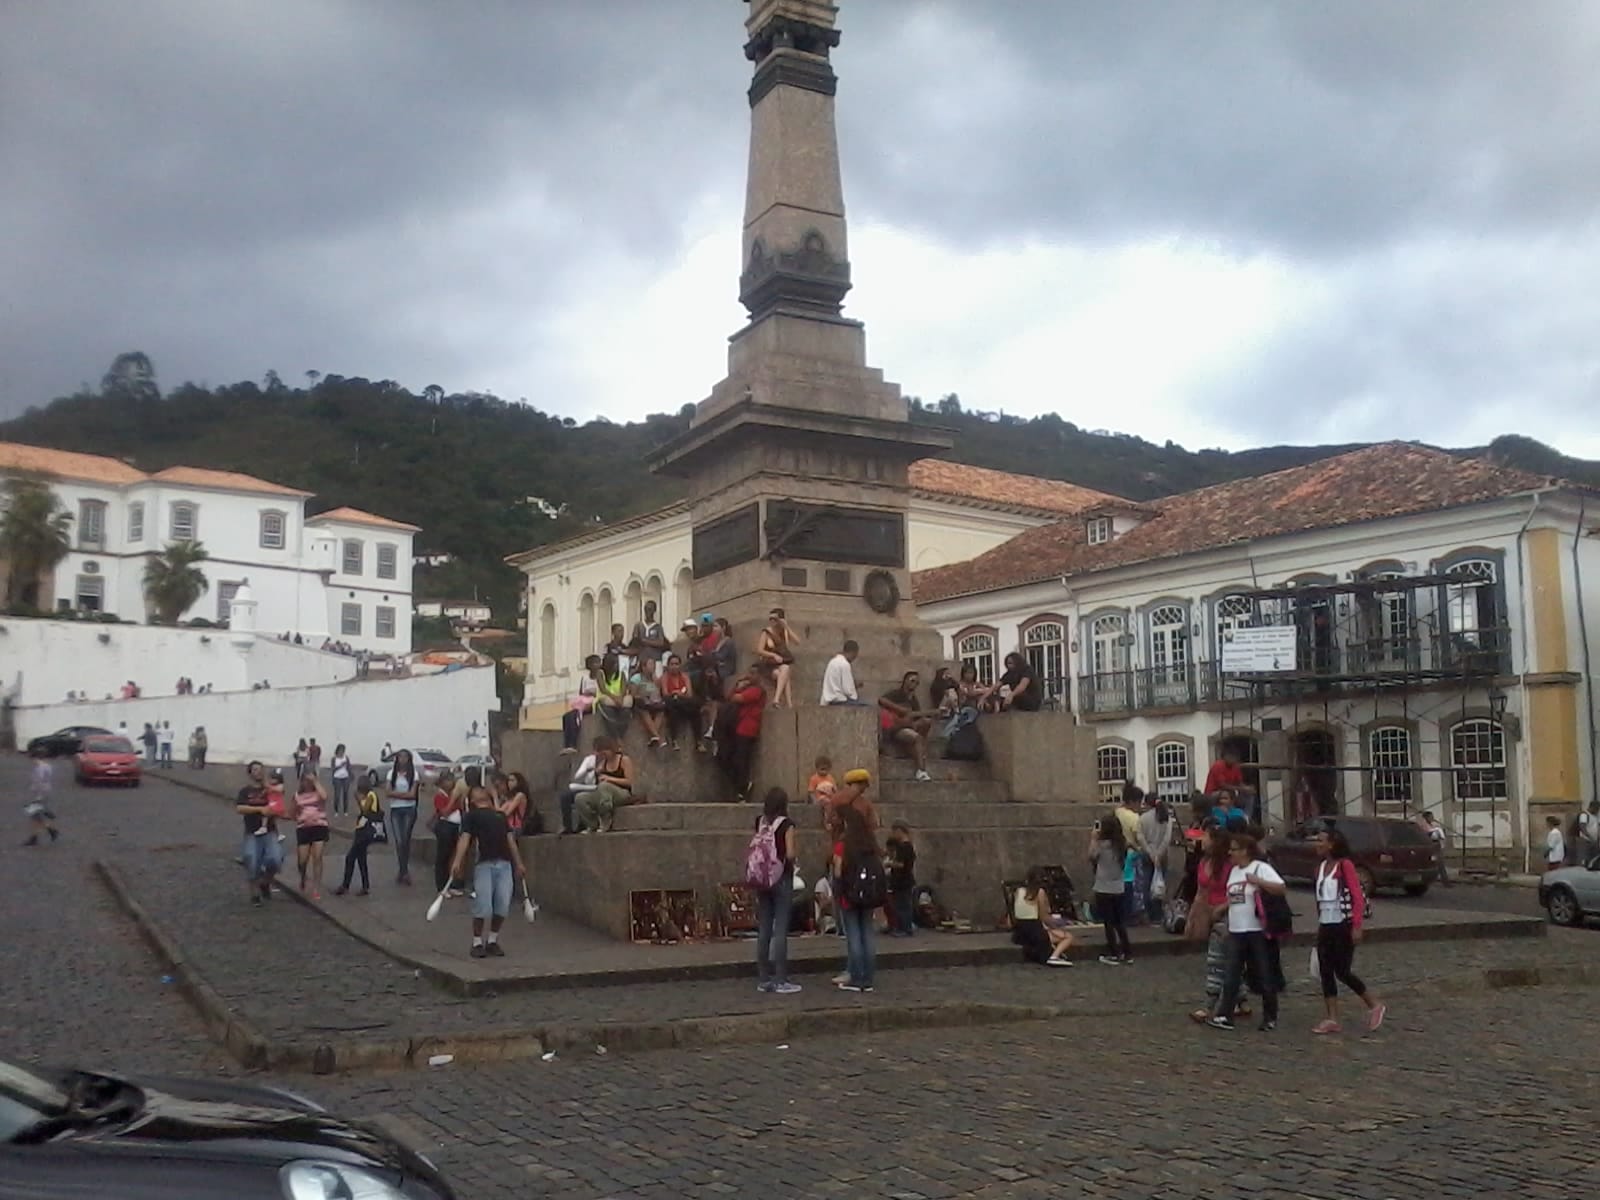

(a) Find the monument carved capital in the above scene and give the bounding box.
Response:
[739,231,852,321]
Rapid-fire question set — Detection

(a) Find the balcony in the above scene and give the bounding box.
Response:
[1078,627,1512,716]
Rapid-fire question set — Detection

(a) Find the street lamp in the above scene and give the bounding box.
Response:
[1487,684,1508,724]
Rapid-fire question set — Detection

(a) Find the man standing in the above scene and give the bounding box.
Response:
[631,600,670,668]
[156,721,175,769]
[140,723,158,763]
[878,671,934,782]
[448,786,527,958]
[1578,800,1600,866]
[820,640,862,706]
[235,761,283,906]
[1419,811,1450,885]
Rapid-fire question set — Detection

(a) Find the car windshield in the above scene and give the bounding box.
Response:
[0,1062,68,1142]
[84,738,134,755]
[415,750,451,764]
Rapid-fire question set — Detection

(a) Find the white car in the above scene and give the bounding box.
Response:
[454,753,494,777]
[378,746,454,786]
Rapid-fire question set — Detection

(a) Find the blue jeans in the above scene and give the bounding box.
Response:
[756,875,793,985]
[841,906,876,988]
[388,804,417,879]
[472,859,514,920]
[940,706,978,740]
[332,777,351,816]
[242,831,283,881]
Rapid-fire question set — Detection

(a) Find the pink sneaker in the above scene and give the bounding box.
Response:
[1311,1019,1341,1035]
[1367,1003,1387,1032]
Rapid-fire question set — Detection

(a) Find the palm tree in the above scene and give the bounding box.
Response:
[0,476,73,610]
[143,541,211,624]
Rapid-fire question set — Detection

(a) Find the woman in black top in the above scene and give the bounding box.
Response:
[753,788,800,995]
[885,820,918,937]
[998,652,1042,712]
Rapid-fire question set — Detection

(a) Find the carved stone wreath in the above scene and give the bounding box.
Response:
[863,569,900,615]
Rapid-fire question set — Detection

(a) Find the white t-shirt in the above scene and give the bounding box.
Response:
[157,726,174,749]
[331,755,351,780]
[820,654,858,705]
[1546,828,1565,865]
[1225,861,1284,933]
[569,755,599,794]
[1315,860,1351,925]
[1579,812,1598,842]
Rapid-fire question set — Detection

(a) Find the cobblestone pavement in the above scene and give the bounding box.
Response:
[3,755,1596,1199]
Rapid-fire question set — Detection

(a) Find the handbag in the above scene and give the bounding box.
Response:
[1182,893,1213,942]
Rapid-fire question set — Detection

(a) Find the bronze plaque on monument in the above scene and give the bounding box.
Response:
[764,500,905,568]
[692,503,760,576]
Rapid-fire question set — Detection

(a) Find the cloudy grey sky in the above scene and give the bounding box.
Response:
[4,1,1598,456]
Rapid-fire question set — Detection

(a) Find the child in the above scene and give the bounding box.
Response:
[885,820,918,936]
[1545,815,1566,874]
[807,755,837,806]
[23,749,60,846]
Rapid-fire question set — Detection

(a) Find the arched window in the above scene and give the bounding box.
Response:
[644,573,664,622]
[955,628,997,686]
[1096,744,1129,802]
[624,579,644,631]
[1146,603,1189,704]
[1022,618,1066,700]
[596,587,615,643]
[673,567,693,631]
[539,603,557,675]
[1214,594,1253,657]
[1090,613,1127,676]
[1369,725,1413,809]
[1153,740,1191,800]
[258,510,286,550]
[578,593,596,660]
[1443,559,1499,645]
[1450,718,1506,801]
[1358,568,1411,669]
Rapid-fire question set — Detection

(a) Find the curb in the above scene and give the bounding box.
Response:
[93,859,274,1071]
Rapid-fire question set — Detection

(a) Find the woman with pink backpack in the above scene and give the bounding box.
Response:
[747,788,801,995]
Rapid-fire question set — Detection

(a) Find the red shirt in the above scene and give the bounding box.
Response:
[1204,760,1245,793]
[661,670,692,698]
[731,684,765,739]
[432,787,456,820]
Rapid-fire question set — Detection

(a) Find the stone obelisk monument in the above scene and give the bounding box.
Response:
[653,0,950,697]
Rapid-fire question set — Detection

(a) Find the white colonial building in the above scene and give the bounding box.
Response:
[0,441,418,653]
[914,444,1600,872]
[509,460,1128,727]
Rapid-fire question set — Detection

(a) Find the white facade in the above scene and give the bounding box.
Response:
[918,493,1600,872]
[511,486,1095,724]
[1,444,416,653]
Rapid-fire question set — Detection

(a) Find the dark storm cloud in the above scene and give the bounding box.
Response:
[2,1,1597,454]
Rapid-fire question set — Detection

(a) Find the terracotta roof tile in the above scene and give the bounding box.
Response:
[0,441,147,485]
[907,459,1138,515]
[148,465,311,497]
[913,443,1557,604]
[306,505,421,533]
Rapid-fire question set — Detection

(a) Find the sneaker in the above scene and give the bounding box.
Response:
[1312,1020,1342,1035]
[470,944,487,959]
[832,972,850,985]
[486,943,505,958]
[773,982,803,995]
[860,986,874,993]
[839,983,864,992]
[250,894,262,907]
[1258,1020,1278,1033]
[1367,1003,1387,1032]
[1046,956,1073,968]
[757,981,776,993]
[1206,1016,1236,1031]
[1097,955,1122,966]
[913,769,931,782]
[559,747,578,756]
[333,887,347,897]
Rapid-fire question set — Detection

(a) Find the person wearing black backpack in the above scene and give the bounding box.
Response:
[835,802,884,992]
[1209,834,1288,1032]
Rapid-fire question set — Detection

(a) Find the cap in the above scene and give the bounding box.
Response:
[843,768,872,786]
[700,613,714,624]
[681,618,697,630]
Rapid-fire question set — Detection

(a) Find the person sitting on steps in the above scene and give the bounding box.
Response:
[878,670,935,782]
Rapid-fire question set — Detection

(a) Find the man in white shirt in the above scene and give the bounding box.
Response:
[156,721,175,769]
[819,640,862,706]
[1544,816,1566,873]
[557,747,602,835]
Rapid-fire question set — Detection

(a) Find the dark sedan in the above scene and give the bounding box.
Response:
[24,726,112,758]
[1265,815,1440,897]
[0,1057,458,1200]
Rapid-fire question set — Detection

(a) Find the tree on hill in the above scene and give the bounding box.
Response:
[143,540,211,623]
[0,476,73,610]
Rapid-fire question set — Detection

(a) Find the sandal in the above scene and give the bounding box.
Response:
[1189,1008,1212,1024]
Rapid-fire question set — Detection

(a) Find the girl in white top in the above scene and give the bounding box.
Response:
[330,744,353,816]
[1210,833,1288,1032]
[1311,828,1385,1035]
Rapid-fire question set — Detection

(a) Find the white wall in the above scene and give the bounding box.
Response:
[0,617,360,707]
[15,663,496,766]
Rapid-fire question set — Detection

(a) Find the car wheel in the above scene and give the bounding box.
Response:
[1357,866,1378,898]
[1545,886,1581,927]
[1403,883,1430,898]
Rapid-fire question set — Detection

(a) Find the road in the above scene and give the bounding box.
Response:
[2,753,1594,1199]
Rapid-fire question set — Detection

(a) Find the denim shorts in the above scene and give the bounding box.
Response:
[242,832,284,880]
[473,859,514,920]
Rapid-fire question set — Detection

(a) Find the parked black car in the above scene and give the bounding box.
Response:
[0,1057,458,1200]
[1265,815,1439,897]
[24,726,112,758]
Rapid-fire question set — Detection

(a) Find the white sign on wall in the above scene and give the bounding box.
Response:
[1220,626,1298,673]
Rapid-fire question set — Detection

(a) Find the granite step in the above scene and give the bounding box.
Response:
[609,800,1102,833]
[878,779,1011,806]
[877,756,992,782]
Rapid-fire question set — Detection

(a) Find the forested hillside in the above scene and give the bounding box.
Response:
[4,355,1592,619]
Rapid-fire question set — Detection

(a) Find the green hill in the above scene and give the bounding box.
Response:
[4,358,1593,619]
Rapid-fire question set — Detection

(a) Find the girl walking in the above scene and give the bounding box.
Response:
[386,749,419,885]
[1089,815,1132,964]
[334,771,383,896]
[1188,824,1248,1023]
[1313,828,1386,1034]
[1210,834,1288,1032]
[291,772,331,899]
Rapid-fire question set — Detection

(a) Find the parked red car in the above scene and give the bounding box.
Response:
[74,736,143,787]
[1265,815,1438,897]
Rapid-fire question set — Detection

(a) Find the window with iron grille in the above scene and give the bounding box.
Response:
[1444,559,1498,644]
[1148,604,1189,679]
[1154,740,1190,799]
[1214,594,1253,657]
[1450,719,1506,800]
[1369,725,1413,803]
[957,630,997,686]
[1023,620,1065,697]
[1091,614,1127,675]
[1096,745,1129,802]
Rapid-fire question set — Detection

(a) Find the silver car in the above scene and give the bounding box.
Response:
[1539,854,1600,927]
